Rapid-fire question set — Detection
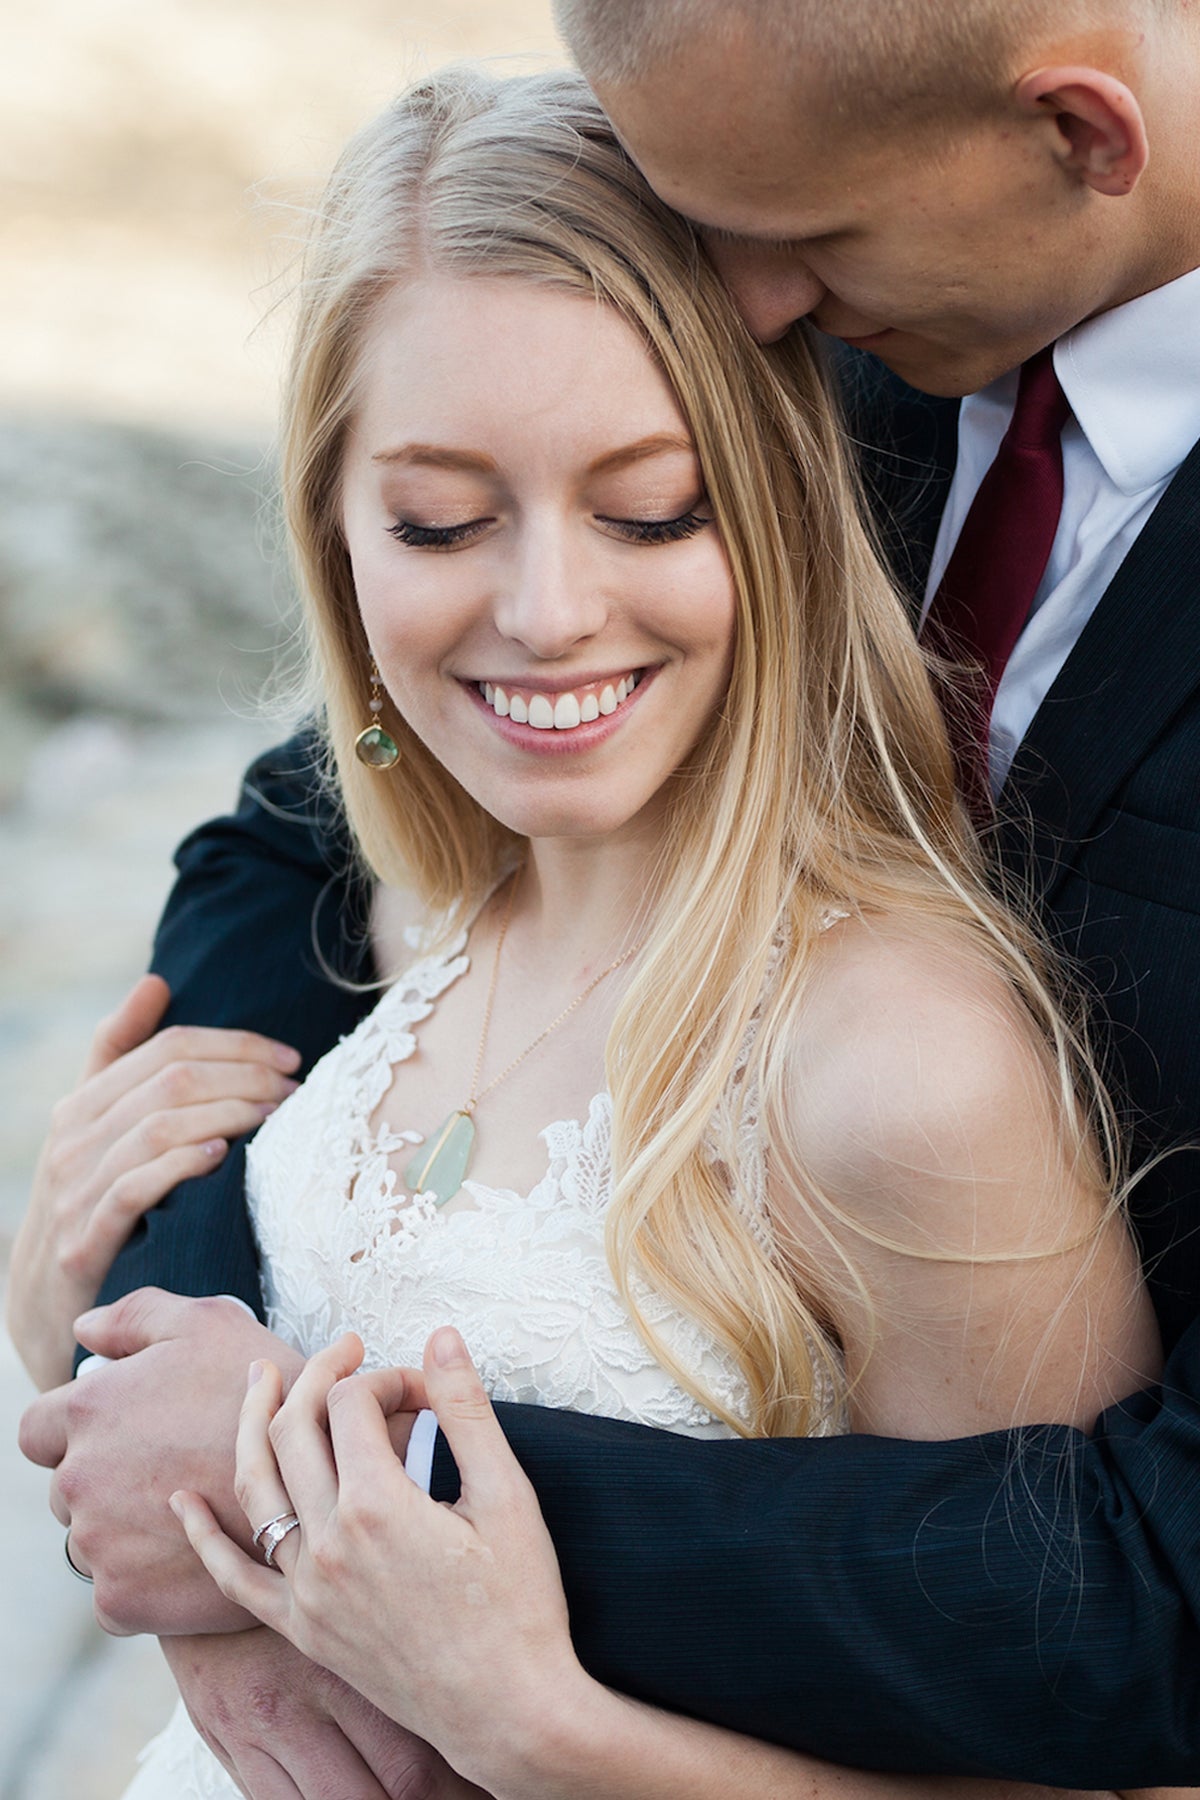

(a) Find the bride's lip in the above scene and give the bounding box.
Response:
[461,666,657,750]
[470,669,638,697]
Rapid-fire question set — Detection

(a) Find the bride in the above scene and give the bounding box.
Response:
[12,64,1168,1800]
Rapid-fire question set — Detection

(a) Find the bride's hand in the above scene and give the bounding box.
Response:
[6,974,301,1389]
[171,1329,594,1794]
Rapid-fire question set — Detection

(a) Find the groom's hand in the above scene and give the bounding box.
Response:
[18,1289,306,1635]
[163,1627,472,1800]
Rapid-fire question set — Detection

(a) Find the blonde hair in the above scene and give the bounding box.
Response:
[281,66,1116,1436]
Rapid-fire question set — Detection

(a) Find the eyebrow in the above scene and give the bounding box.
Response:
[586,433,696,477]
[370,434,696,478]
[371,444,500,473]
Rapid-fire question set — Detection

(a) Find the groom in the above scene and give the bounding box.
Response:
[21,0,1200,1789]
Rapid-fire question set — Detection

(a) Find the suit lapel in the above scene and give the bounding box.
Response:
[994,433,1200,900]
[841,359,1200,910]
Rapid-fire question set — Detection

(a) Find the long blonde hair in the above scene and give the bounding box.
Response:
[281,65,1116,1436]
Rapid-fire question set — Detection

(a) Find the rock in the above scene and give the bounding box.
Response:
[0,414,296,725]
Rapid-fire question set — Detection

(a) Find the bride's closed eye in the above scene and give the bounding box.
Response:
[386,517,495,550]
[385,502,714,552]
[596,506,714,545]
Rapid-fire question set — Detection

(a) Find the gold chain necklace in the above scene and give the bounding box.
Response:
[405,869,639,1206]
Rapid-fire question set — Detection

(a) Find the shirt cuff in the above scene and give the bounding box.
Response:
[404,1408,440,1493]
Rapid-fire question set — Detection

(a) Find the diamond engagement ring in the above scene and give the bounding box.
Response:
[252,1510,301,1568]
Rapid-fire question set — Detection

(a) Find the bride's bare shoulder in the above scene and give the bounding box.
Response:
[797,905,1035,1068]
[780,906,1075,1249]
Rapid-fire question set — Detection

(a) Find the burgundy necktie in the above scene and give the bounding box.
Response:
[921,346,1071,814]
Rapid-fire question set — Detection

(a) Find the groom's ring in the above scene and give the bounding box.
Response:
[64,1532,93,1584]
[253,1510,301,1568]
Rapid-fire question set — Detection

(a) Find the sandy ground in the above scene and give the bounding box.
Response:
[1,4,560,1793]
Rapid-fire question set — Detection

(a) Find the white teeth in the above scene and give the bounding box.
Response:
[481,673,641,728]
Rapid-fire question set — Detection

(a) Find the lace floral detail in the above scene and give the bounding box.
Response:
[241,930,847,1436]
[250,995,757,1435]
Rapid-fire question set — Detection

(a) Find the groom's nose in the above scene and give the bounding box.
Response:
[700,234,827,342]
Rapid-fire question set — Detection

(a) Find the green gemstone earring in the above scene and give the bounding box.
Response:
[354,663,399,769]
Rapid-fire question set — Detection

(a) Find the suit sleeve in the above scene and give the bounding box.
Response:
[432,1326,1200,1787]
[90,729,375,1319]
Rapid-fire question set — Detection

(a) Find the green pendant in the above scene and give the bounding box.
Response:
[406,1109,475,1206]
[354,724,399,769]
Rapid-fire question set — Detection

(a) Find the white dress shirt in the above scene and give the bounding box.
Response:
[923,262,1200,792]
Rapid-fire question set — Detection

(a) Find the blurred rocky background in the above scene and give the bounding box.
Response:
[0,4,561,1794]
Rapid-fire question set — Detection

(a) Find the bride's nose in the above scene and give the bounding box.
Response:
[492,520,607,659]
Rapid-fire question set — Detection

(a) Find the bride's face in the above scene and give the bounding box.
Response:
[339,274,737,845]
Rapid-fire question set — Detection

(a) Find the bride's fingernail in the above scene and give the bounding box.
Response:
[247,1360,264,1389]
[431,1327,467,1367]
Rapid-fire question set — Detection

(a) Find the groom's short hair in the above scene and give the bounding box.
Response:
[554,0,1172,130]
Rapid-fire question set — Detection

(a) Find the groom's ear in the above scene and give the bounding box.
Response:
[1013,64,1149,197]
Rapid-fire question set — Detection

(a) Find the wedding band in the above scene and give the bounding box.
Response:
[251,1508,298,1550]
[252,1511,301,1568]
[64,1532,93,1584]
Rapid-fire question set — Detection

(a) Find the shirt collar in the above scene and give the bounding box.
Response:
[1051,263,1200,495]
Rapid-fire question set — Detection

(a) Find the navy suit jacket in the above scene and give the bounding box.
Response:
[95,362,1200,1785]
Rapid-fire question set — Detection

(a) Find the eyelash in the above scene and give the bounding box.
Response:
[601,509,711,545]
[385,518,492,550]
[385,508,712,551]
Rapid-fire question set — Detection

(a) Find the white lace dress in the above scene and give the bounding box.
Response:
[125,929,843,1798]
